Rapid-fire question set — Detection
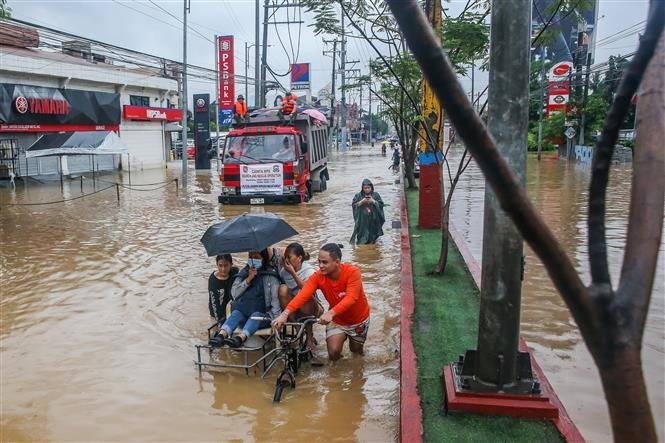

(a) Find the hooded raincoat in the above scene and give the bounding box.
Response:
[350,179,385,244]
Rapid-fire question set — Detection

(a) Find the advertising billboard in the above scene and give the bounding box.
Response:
[217,36,235,110]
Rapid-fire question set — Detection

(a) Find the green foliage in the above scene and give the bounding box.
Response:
[583,91,608,143]
[0,0,10,18]
[542,111,566,143]
[441,13,490,76]
[527,128,556,151]
[532,0,594,49]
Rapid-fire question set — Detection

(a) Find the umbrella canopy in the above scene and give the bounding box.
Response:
[200,212,298,256]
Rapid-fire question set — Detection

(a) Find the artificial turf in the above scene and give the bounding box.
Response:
[405,188,563,443]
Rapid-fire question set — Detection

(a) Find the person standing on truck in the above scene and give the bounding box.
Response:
[233,94,248,127]
[278,91,298,125]
[272,243,370,362]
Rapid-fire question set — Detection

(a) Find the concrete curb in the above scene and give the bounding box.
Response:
[399,185,424,443]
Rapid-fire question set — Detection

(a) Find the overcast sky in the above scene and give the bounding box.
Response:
[7,0,650,108]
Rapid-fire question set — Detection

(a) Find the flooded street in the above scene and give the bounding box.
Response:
[1,148,401,441]
[448,149,664,443]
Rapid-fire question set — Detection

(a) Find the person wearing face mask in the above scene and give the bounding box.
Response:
[213,248,282,348]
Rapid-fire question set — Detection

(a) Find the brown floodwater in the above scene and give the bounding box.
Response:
[448,150,664,443]
[0,148,402,441]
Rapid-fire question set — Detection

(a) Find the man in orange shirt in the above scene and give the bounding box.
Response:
[233,94,248,127]
[272,243,370,361]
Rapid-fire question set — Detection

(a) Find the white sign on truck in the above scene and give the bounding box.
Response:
[240,163,283,195]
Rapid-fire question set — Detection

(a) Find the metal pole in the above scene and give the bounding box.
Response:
[330,40,337,148]
[470,0,533,393]
[471,61,475,111]
[340,11,347,151]
[578,52,592,146]
[537,60,545,161]
[260,0,269,107]
[254,0,261,107]
[181,0,190,187]
[245,42,249,102]
[368,62,373,147]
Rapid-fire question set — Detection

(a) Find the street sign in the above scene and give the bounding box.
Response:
[565,127,576,139]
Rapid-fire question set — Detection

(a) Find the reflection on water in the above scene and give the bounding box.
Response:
[448,150,664,443]
[0,148,400,441]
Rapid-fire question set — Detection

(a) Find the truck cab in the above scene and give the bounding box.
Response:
[218,114,329,204]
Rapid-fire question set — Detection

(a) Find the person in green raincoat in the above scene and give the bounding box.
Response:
[350,179,385,244]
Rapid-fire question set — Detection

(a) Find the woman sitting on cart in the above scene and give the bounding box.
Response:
[213,248,282,348]
[278,242,324,352]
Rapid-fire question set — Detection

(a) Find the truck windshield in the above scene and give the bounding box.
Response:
[224,134,296,163]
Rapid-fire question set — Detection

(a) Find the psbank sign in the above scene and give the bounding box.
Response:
[123,105,183,121]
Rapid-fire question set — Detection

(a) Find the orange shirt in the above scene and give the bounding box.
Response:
[286,263,370,326]
[234,100,248,116]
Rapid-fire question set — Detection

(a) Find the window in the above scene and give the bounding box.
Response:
[130,95,150,107]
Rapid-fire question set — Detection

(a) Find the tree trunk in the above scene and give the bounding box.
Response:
[434,200,451,274]
[598,349,657,442]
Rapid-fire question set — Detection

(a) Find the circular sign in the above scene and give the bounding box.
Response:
[553,64,571,76]
[196,98,206,108]
[14,96,28,114]
[553,95,565,104]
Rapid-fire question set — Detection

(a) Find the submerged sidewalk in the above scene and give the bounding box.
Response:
[400,187,579,442]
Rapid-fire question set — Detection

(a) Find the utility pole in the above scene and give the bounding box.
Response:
[537,59,545,161]
[457,0,537,395]
[578,52,592,146]
[254,0,260,107]
[180,0,190,186]
[368,62,373,146]
[245,42,249,102]
[340,11,347,151]
[260,0,269,107]
[323,39,339,148]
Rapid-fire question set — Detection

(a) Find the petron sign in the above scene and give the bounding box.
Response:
[0,83,120,132]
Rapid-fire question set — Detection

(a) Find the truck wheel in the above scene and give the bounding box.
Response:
[319,175,327,191]
[304,182,312,202]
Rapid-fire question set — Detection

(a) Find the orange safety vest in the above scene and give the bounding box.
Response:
[281,96,296,115]
[234,100,248,116]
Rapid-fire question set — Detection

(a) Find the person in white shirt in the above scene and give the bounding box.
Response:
[278,242,324,351]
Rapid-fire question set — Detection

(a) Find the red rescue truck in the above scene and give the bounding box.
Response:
[218,114,329,204]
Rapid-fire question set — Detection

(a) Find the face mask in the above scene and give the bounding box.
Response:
[247,258,263,269]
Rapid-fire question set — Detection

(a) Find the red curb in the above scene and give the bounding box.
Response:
[448,222,585,443]
[400,185,424,443]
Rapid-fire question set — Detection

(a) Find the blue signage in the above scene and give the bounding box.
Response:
[219,108,233,126]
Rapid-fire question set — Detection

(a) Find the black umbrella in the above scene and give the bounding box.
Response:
[201,212,298,256]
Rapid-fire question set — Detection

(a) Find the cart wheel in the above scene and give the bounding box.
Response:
[273,379,292,403]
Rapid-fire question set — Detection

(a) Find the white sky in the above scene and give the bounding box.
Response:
[7,0,650,108]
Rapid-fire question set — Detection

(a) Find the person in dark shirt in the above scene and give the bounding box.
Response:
[208,254,239,326]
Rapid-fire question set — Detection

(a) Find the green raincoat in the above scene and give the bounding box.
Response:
[350,179,385,244]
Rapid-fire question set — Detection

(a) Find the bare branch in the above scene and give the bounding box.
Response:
[588,0,665,288]
[617,32,665,332]
[386,0,594,331]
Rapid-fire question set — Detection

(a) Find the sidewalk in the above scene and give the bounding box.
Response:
[401,187,566,442]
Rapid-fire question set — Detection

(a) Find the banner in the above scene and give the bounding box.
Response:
[123,105,182,121]
[217,36,235,110]
[240,163,283,195]
[290,63,310,91]
[0,83,120,126]
[193,94,211,170]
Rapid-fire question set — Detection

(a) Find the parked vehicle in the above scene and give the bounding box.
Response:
[218,114,329,204]
[174,138,195,159]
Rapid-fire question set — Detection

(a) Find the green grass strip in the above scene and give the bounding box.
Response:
[405,188,563,443]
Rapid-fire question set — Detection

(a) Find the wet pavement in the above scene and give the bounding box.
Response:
[0,147,402,441]
[448,149,664,443]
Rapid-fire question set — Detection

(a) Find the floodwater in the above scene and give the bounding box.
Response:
[448,150,665,443]
[0,148,402,441]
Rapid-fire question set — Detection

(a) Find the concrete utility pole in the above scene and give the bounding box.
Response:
[260,0,269,107]
[368,62,372,145]
[460,0,537,394]
[578,52,592,146]
[180,0,190,186]
[323,39,339,148]
[254,0,260,107]
[340,11,347,151]
[536,58,545,161]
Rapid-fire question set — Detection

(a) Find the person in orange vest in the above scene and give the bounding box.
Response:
[233,94,248,127]
[278,91,298,125]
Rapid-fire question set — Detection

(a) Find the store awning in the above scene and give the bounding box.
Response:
[25,131,129,158]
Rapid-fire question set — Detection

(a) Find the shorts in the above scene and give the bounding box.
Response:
[326,317,370,345]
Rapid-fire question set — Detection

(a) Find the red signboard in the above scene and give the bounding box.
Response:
[123,105,183,121]
[0,123,119,133]
[217,36,235,110]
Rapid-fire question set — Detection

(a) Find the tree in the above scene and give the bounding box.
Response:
[0,0,11,19]
[387,0,664,441]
